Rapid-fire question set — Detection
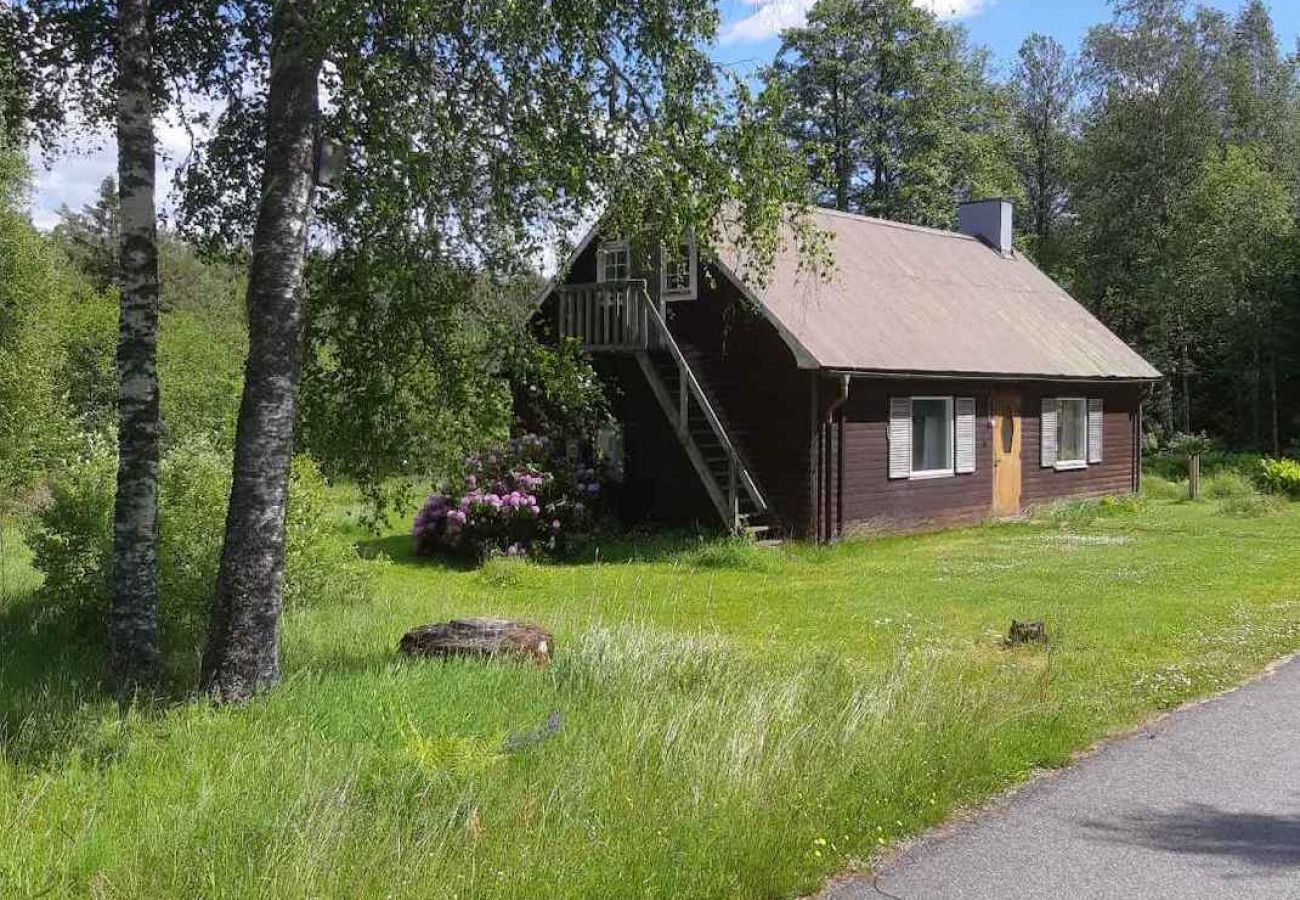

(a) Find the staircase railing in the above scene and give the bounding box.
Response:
[555,279,769,530]
[632,289,769,528]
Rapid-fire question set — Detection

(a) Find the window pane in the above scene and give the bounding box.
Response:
[1058,398,1087,462]
[911,398,952,472]
[600,244,628,282]
[664,241,692,293]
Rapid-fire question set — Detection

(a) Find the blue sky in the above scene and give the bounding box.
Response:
[26,0,1300,229]
[714,0,1300,77]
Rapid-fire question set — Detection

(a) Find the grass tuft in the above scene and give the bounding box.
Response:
[673,536,782,572]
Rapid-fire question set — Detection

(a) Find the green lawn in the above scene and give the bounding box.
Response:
[4,492,1300,898]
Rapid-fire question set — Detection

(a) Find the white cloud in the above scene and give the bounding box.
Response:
[720,0,988,45]
[26,101,216,231]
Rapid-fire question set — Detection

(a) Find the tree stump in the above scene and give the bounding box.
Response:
[398,618,553,666]
[1006,619,1047,645]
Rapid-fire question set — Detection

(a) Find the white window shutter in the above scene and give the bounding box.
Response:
[955,397,976,474]
[1040,397,1058,468]
[1088,398,1104,464]
[888,397,912,479]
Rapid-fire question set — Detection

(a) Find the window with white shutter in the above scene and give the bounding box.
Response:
[955,397,976,474]
[1088,398,1104,464]
[888,397,912,479]
[1040,397,1058,468]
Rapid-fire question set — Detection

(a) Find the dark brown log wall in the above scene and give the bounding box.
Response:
[830,378,1141,536]
[834,379,995,535]
[1019,382,1141,505]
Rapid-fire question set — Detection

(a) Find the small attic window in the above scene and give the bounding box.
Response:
[661,236,697,300]
[597,241,629,283]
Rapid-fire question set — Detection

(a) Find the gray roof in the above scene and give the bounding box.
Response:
[716,208,1161,380]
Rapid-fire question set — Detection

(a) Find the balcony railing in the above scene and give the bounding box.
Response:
[556,280,658,351]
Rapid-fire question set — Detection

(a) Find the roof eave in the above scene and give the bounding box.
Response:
[821,367,1162,384]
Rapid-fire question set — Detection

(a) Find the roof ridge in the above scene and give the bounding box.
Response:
[814,206,980,241]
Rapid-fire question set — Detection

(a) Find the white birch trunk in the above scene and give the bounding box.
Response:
[110,0,162,694]
[201,0,322,702]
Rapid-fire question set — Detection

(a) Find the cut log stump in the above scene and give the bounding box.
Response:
[398,618,553,666]
[1006,619,1048,645]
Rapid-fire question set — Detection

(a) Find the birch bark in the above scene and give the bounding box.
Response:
[201,0,322,702]
[111,0,162,694]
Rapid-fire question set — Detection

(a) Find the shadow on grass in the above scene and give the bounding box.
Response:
[0,589,118,766]
[356,525,730,572]
[0,589,211,768]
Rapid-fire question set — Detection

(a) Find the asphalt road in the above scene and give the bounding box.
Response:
[822,656,1300,900]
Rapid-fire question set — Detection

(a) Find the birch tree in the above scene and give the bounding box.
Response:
[200,0,322,701]
[110,0,163,692]
[18,0,242,693]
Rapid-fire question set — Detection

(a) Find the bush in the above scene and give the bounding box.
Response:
[1141,474,1184,501]
[1034,494,1144,529]
[1144,450,1262,484]
[23,443,368,663]
[1203,470,1257,500]
[283,455,372,609]
[413,433,602,561]
[22,438,117,611]
[1254,457,1300,499]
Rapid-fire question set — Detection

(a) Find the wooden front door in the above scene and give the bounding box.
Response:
[991,391,1022,517]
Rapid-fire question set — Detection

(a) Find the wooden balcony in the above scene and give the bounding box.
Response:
[556,280,660,352]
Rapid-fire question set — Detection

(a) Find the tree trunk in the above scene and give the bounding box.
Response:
[1269,354,1280,457]
[201,0,322,702]
[110,0,162,695]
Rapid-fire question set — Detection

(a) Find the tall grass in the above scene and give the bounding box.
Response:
[4,493,1300,897]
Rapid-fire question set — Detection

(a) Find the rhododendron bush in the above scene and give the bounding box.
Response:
[413,433,604,560]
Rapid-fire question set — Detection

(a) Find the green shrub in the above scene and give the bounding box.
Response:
[1254,457,1300,499]
[1141,474,1184,501]
[1035,494,1145,529]
[283,455,372,609]
[1144,449,1262,484]
[1203,470,1257,500]
[21,439,117,611]
[23,444,370,664]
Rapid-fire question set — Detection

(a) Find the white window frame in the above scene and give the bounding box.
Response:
[1055,396,1089,470]
[597,240,630,284]
[660,235,698,301]
[910,395,956,480]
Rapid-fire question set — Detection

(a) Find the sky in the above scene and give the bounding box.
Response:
[25,0,1300,230]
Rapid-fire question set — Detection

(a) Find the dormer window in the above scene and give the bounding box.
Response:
[597,241,630,283]
[661,236,698,301]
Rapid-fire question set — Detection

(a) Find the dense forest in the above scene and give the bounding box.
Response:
[766,0,1300,455]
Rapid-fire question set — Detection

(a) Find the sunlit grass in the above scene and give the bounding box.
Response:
[4,495,1300,897]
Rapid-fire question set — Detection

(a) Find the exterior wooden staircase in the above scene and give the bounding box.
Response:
[555,280,773,537]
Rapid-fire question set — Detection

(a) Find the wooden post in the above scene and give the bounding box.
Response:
[728,458,738,531]
[1188,453,1201,500]
[678,366,688,433]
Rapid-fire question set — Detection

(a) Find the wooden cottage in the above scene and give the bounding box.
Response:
[535,200,1161,540]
